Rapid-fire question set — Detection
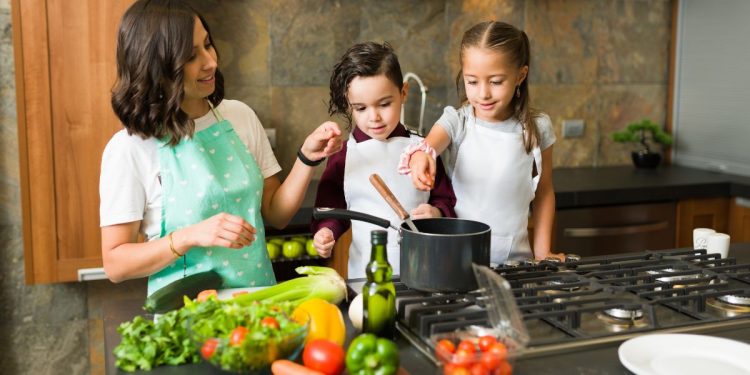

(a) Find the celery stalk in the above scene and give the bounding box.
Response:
[234,266,347,306]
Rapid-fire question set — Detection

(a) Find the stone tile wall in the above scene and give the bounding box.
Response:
[0,1,671,373]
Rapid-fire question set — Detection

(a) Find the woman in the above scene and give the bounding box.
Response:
[100,0,342,295]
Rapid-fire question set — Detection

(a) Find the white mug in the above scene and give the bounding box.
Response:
[693,228,716,249]
[706,232,731,258]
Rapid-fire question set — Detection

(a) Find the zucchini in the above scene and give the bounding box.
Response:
[143,270,222,313]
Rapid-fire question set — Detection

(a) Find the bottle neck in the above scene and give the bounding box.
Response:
[370,243,388,263]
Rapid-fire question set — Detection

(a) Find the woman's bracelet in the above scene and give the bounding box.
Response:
[297,147,325,167]
[398,140,437,175]
[168,232,182,258]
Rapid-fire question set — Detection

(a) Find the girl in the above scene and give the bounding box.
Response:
[311,42,456,279]
[100,0,342,295]
[402,21,561,264]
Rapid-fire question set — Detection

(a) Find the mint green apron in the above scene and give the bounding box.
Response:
[148,104,276,295]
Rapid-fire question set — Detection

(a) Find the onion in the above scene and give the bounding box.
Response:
[348,293,363,330]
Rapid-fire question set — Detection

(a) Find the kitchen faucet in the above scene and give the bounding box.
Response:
[401,72,428,136]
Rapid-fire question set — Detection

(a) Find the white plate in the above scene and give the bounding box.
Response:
[618,333,750,375]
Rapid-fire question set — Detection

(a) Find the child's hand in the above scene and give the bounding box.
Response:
[313,228,335,258]
[300,121,343,163]
[409,151,436,191]
[535,252,566,261]
[410,204,441,219]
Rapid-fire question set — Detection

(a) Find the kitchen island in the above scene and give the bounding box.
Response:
[105,243,750,375]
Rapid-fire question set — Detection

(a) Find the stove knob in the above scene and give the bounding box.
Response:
[565,254,581,262]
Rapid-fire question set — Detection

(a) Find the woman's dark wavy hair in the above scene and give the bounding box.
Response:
[111,0,225,146]
[457,21,540,153]
[328,42,403,130]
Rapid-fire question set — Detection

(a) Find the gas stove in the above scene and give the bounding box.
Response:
[391,248,750,364]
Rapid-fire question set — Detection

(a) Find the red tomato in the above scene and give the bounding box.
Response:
[469,362,490,375]
[261,316,280,329]
[444,363,471,375]
[477,336,497,352]
[479,351,502,371]
[196,289,217,302]
[200,338,219,359]
[498,360,513,375]
[457,340,476,354]
[451,349,476,368]
[487,342,508,362]
[302,339,345,375]
[229,326,248,346]
[436,339,457,361]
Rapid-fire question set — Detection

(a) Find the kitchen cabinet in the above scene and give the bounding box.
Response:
[555,202,676,257]
[675,197,730,248]
[12,0,133,283]
[729,198,750,242]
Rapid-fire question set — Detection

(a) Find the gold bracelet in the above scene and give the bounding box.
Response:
[168,232,182,258]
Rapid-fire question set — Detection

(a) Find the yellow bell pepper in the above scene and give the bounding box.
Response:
[292,298,346,346]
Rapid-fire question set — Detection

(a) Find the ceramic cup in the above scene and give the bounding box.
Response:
[706,232,731,258]
[693,228,716,249]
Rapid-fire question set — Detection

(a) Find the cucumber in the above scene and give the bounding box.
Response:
[143,270,223,313]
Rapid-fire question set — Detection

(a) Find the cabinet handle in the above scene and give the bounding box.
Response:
[564,221,669,238]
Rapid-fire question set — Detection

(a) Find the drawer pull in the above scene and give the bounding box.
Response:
[564,221,669,238]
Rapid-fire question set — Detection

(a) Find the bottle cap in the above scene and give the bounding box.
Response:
[371,230,388,245]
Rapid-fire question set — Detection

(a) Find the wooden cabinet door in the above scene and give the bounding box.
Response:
[675,197,730,248]
[729,197,750,242]
[12,0,133,283]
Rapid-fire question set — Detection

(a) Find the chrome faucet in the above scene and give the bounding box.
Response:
[401,72,428,136]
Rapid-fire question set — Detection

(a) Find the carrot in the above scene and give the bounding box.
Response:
[271,360,325,375]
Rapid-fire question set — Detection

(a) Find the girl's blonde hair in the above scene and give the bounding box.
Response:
[457,21,540,153]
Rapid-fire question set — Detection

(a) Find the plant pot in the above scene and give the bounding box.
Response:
[631,151,661,169]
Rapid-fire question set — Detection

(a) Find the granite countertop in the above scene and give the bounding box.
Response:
[279,165,750,231]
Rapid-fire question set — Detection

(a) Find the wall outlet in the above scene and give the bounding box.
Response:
[562,119,585,138]
[265,128,276,149]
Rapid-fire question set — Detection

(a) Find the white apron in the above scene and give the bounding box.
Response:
[451,115,542,264]
[344,136,429,279]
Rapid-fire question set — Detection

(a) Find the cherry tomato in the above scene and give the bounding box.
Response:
[229,326,248,346]
[451,348,476,368]
[444,363,471,375]
[200,338,219,359]
[479,351,502,371]
[436,339,457,361]
[457,340,476,354]
[261,316,280,329]
[196,289,217,302]
[302,339,345,375]
[487,342,508,362]
[477,335,497,352]
[469,362,490,375]
[498,360,513,375]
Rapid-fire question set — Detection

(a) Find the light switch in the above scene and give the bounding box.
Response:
[562,119,585,138]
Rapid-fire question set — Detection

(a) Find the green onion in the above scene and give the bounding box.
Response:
[233,266,347,306]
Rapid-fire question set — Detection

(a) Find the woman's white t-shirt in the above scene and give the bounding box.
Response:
[99,99,281,241]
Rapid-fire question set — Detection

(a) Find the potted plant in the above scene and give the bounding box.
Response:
[611,119,673,168]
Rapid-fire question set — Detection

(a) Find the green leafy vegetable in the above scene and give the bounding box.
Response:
[233,266,347,306]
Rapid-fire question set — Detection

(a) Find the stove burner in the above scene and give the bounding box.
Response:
[502,260,521,268]
[646,267,708,285]
[707,297,750,317]
[602,304,644,320]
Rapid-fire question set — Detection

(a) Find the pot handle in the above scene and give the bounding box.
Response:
[313,208,391,229]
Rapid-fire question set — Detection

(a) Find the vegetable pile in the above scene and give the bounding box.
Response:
[436,335,512,375]
[114,266,347,372]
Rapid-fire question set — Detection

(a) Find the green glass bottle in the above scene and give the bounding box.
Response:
[362,230,396,339]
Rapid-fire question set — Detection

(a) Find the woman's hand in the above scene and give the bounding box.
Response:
[409,151,436,191]
[313,228,335,258]
[410,203,441,219]
[181,212,256,250]
[300,121,343,163]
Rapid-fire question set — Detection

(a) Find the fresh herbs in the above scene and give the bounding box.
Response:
[114,309,197,371]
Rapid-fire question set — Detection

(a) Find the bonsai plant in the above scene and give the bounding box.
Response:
[611,119,673,168]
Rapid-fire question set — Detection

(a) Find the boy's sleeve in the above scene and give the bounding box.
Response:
[427,155,457,218]
[310,144,350,240]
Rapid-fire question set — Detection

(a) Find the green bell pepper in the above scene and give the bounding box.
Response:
[345,333,400,375]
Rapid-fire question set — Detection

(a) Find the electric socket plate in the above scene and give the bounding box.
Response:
[563,119,585,138]
[265,128,276,148]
